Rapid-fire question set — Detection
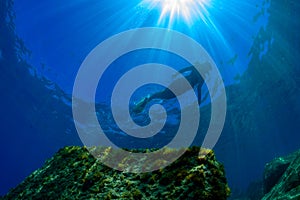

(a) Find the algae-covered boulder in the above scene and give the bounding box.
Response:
[3,146,230,199]
[262,150,300,200]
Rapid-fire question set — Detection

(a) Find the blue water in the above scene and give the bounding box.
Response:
[1,0,300,197]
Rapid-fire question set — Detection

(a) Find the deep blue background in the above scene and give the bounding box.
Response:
[1,0,299,197]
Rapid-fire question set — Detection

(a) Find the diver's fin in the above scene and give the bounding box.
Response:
[133,96,150,114]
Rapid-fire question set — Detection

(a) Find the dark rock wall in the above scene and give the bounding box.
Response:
[212,0,300,190]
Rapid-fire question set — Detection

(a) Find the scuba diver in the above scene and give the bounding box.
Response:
[133,62,211,113]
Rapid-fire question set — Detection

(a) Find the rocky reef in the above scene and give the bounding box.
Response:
[262,149,300,200]
[2,146,230,199]
[229,149,300,200]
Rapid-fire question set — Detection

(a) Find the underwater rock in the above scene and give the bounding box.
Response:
[263,150,298,194]
[262,149,300,200]
[3,146,230,200]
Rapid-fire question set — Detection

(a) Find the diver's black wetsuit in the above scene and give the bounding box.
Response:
[148,66,204,104]
[133,66,205,113]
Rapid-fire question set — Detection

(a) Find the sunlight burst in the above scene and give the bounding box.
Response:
[143,0,210,26]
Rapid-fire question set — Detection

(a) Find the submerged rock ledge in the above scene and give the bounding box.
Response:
[3,146,230,199]
[262,149,300,200]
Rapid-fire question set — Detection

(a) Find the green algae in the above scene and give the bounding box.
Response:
[3,146,230,199]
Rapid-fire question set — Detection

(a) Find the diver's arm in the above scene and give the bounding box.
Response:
[197,83,210,105]
[172,66,194,78]
[197,84,202,105]
[179,66,194,73]
[200,90,210,104]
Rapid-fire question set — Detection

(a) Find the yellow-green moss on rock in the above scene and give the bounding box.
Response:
[3,146,230,199]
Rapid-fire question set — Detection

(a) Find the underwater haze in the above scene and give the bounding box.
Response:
[0,0,300,197]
